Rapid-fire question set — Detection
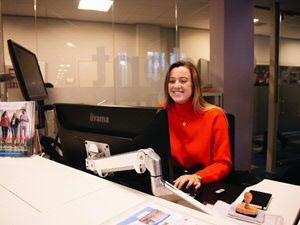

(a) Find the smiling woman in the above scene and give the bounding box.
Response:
[159,60,232,192]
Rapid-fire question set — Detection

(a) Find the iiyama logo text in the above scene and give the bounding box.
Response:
[89,113,109,123]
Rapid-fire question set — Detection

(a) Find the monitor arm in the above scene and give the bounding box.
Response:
[85,146,170,197]
[85,141,225,218]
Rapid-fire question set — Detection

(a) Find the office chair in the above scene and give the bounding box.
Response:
[222,113,238,184]
[223,113,261,187]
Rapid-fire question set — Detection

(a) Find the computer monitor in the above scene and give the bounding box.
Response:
[54,103,173,194]
[7,39,49,129]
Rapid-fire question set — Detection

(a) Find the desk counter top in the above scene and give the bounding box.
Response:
[0,156,232,225]
[1,156,299,225]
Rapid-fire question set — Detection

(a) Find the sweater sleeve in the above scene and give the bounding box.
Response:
[195,110,232,184]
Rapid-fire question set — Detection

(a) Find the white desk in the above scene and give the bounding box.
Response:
[0,156,299,225]
[0,156,232,225]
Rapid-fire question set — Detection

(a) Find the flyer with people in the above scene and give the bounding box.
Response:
[107,202,212,225]
[0,101,35,157]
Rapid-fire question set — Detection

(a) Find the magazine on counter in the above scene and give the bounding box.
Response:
[105,202,213,225]
[0,101,35,157]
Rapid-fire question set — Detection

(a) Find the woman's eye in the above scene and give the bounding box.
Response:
[169,80,176,84]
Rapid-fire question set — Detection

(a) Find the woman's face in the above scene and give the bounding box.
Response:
[168,66,193,104]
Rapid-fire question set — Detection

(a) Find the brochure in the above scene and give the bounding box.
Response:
[0,101,35,157]
[106,202,212,225]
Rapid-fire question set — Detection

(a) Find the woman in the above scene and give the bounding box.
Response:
[10,113,20,147]
[1,111,10,145]
[19,109,29,146]
[159,60,232,191]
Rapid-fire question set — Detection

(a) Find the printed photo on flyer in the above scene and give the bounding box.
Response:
[0,101,35,157]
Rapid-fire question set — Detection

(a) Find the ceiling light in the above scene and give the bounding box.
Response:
[67,42,77,48]
[253,18,259,23]
[78,0,113,12]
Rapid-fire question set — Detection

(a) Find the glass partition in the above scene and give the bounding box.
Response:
[277,11,300,169]
[252,5,300,177]
[1,0,211,106]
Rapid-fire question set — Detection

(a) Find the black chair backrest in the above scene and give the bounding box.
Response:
[226,113,235,168]
[224,113,262,186]
[224,113,237,184]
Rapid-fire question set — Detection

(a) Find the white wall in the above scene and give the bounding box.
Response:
[279,38,300,66]
[179,27,210,63]
[255,35,300,67]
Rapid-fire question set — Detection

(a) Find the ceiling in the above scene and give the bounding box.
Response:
[1,0,300,39]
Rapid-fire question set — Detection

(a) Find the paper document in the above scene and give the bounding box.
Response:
[107,202,216,225]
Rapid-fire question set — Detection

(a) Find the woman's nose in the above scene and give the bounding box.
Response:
[174,80,181,87]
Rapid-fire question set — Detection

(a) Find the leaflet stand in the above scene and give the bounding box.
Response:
[33,129,42,155]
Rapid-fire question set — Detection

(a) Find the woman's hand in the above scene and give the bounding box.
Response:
[173,174,201,190]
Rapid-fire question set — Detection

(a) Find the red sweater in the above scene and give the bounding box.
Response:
[166,100,232,184]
